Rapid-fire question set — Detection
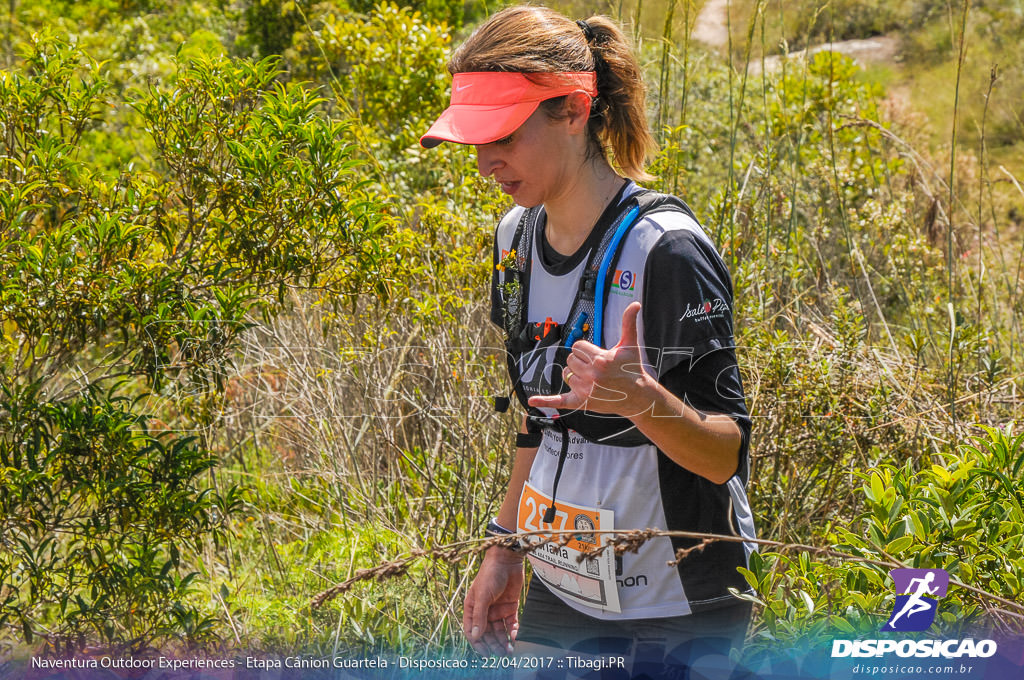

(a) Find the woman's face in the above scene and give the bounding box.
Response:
[474,99,587,208]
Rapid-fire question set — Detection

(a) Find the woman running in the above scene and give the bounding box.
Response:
[420,5,756,670]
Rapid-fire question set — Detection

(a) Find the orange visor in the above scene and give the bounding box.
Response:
[419,71,598,148]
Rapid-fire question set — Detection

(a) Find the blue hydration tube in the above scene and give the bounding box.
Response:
[592,204,640,347]
[563,312,589,348]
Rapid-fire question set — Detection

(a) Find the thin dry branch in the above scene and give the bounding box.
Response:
[308,528,1024,623]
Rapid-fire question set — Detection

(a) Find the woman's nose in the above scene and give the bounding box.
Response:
[475,144,502,177]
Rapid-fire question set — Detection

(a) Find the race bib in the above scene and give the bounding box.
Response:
[518,481,621,613]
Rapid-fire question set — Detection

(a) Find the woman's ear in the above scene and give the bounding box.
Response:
[564,91,593,133]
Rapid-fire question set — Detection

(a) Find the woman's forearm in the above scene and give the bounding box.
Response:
[495,416,540,530]
[627,372,742,485]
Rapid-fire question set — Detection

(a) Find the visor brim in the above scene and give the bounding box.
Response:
[419,100,540,149]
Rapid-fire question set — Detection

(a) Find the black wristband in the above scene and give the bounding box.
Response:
[485,518,513,535]
[516,431,542,448]
[485,518,524,552]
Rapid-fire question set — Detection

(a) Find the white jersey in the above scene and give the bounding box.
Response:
[491,183,756,620]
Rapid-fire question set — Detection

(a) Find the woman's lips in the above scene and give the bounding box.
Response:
[498,180,520,195]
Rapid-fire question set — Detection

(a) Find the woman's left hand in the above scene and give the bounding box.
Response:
[528,301,652,416]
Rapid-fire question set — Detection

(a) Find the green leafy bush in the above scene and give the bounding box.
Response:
[2,0,1021,660]
[741,425,1024,653]
[241,0,310,58]
[289,2,452,153]
[0,385,228,652]
[730,0,909,55]
[0,35,398,651]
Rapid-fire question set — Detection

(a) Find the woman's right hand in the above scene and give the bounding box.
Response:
[463,546,525,656]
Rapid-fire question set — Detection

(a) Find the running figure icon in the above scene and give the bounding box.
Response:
[887,572,937,627]
[883,568,949,632]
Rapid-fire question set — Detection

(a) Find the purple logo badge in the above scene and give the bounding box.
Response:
[883,568,949,632]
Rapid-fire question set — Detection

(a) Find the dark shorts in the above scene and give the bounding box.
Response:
[516,576,752,679]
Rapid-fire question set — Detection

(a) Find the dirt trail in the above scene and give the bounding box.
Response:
[746,36,899,75]
[692,0,730,49]
[691,0,899,74]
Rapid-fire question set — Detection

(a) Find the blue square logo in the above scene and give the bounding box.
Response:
[882,569,949,632]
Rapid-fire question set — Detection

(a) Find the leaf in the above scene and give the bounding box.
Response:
[799,590,815,616]
[908,512,926,539]
[831,616,856,634]
[885,536,914,555]
[868,472,884,503]
[737,566,760,592]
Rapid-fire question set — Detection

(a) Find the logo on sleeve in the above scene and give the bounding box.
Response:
[680,298,729,323]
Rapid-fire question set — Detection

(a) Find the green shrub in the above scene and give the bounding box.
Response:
[3,0,1020,659]
[0,35,398,652]
[289,2,452,154]
[241,0,310,58]
[740,424,1024,655]
[729,0,909,56]
[0,384,229,652]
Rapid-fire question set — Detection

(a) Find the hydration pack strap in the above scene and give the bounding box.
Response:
[590,202,639,347]
[497,188,699,425]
